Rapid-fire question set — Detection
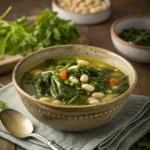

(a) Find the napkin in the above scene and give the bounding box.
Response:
[0,83,150,150]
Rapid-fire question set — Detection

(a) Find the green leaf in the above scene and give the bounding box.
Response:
[51,75,78,101]
[0,101,8,109]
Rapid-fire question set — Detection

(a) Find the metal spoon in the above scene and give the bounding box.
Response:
[0,109,64,150]
[129,29,149,44]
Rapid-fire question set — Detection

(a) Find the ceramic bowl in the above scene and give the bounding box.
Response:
[52,0,111,25]
[111,15,150,63]
[12,45,137,131]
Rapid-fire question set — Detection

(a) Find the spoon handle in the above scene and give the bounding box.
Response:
[30,133,65,150]
[48,140,65,150]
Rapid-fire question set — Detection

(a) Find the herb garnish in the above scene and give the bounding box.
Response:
[0,100,8,109]
[119,27,150,46]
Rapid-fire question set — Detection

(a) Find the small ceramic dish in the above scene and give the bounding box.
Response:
[111,15,150,63]
[12,45,137,131]
[52,0,111,25]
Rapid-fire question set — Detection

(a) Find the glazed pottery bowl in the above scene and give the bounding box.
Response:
[111,15,150,63]
[12,45,137,131]
[52,0,111,25]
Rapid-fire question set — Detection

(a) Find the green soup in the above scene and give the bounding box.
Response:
[21,56,129,106]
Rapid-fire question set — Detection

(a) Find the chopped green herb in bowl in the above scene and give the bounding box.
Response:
[119,27,150,46]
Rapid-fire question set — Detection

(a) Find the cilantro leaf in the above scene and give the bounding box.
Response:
[0,100,8,109]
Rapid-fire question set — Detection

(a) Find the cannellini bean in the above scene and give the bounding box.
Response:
[69,76,79,83]
[85,0,94,5]
[106,89,112,94]
[94,6,102,13]
[89,8,97,14]
[88,99,100,105]
[80,74,88,83]
[52,100,62,105]
[80,9,89,14]
[67,65,78,70]
[74,7,82,13]
[76,0,82,3]
[82,84,95,92]
[88,97,99,101]
[111,85,119,90]
[101,2,107,10]
[39,97,50,103]
[79,2,86,8]
[92,92,105,99]
[77,60,90,66]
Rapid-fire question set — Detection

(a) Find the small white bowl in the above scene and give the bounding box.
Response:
[111,15,150,63]
[52,0,111,25]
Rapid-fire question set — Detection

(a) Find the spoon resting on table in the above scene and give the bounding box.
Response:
[0,109,64,150]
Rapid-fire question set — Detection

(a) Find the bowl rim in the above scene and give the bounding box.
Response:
[111,15,150,50]
[12,45,137,109]
[52,0,111,16]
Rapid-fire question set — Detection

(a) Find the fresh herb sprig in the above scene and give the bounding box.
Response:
[0,7,80,58]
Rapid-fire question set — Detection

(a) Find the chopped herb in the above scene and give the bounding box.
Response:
[119,27,150,46]
[0,100,8,109]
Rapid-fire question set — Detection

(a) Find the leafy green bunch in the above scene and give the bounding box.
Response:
[0,7,80,58]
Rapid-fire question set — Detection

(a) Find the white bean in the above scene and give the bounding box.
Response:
[80,74,88,83]
[39,97,50,103]
[82,84,95,92]
[111,85,119,90]
[88,97,99,101]
[77,60,90,66]
[67,65,78,70]
[52,100,62,105]
[92,92,105,99]
[69,76,79,84]
[106,89,112,94]
[101,2,107,10]
[88,99,100,105]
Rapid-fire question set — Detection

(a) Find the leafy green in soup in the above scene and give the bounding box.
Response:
[21,57,129,106]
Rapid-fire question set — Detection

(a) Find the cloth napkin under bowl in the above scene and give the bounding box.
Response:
[0,83,150,150]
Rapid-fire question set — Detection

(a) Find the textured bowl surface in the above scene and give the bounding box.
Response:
[111,15,150,63]
[12,45,137,131]
[52,0,111,25]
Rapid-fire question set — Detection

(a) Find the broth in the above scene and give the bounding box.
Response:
[21,56,129,106]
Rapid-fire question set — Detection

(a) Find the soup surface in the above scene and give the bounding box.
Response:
[21,56,129,106]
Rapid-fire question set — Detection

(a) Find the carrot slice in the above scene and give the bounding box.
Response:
[60,70,68,80]
[108,78,119,85]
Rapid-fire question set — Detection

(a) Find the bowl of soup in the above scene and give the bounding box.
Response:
[12,45,137,131]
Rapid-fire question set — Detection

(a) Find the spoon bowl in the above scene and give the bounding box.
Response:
[0,109,64,150]
[0,109,33,138]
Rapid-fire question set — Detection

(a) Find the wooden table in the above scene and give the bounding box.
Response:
[0,0,150,149]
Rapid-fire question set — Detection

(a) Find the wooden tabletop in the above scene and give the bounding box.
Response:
[0,0,150,149]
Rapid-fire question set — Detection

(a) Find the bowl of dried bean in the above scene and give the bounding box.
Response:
[52,0,111,25]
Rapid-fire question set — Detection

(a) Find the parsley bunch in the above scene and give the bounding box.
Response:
[0,7,80,58]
